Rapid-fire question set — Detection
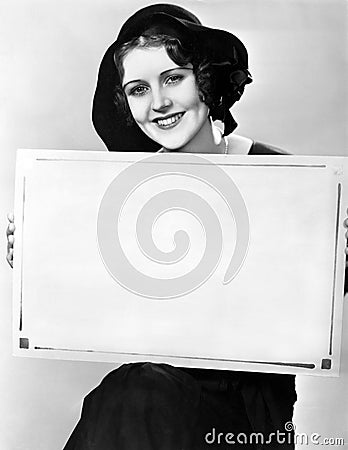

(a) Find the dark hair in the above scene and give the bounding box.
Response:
[113,32,219,125]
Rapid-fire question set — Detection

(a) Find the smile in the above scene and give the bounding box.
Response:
[154,113,184,129]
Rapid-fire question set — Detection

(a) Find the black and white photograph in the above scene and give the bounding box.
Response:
[1,0,348,448]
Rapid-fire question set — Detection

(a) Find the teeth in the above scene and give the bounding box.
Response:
[157,113,182,127]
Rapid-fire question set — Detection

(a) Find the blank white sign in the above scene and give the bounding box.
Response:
[13,149,347,376]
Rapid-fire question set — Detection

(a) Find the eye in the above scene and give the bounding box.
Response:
[128,85,149,97]
[165,74,183,86]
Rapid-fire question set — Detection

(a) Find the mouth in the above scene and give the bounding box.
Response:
[153,112,185,129]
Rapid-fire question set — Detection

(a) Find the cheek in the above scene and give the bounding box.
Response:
[185,93,209,120]
[195,97,209,116]
[181,80,208,114]
[126,97,148,125]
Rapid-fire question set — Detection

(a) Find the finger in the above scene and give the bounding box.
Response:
[6,252,13,268]
[6,222,15,237]
[7,212,14,223]
[7,241,13,258]
[7,230,14,249]
[344,218,348,228]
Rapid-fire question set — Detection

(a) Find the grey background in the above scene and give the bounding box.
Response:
[1,0,347,448]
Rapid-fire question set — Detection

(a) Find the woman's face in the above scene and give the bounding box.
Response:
[122,46,209,150]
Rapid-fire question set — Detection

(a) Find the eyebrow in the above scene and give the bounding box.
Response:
[122,66,193,89]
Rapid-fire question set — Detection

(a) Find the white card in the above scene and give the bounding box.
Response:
[12,149,347,376]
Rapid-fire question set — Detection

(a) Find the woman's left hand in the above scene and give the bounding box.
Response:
[6,212,15,268]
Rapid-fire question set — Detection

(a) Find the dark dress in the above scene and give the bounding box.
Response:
[63,142,300,450]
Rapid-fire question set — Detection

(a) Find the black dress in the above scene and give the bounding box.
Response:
[63,142,301,450]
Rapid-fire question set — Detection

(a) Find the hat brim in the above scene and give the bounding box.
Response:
[118,12,248,67]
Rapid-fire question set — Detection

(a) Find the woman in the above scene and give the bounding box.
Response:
[91,3,285,158]
[6,3,348,449]
[70,5,295,449]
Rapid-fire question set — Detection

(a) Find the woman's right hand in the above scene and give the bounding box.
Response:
[6,213,15,268]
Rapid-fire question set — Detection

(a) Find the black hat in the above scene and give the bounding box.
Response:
[92,3,252,152]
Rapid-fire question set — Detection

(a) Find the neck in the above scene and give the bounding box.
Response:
[163,118,225,154]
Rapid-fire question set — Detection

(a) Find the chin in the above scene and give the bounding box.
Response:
[147,132,190,151]
[163,141,190,152]
[157,131,193,151]
[161,139,187,150]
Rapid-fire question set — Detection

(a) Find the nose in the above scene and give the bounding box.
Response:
[151,87,172,112]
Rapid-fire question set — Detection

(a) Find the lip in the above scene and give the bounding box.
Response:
[152,112,185,130]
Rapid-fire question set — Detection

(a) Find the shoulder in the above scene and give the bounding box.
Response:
[225,134,291,156]
[248,141,291,155]
[225,134,253,155]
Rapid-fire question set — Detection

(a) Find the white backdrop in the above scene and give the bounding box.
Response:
[1,0,347,448]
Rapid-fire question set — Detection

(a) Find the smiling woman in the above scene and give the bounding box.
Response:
[92,3,256,155]
[61,4,299,450]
